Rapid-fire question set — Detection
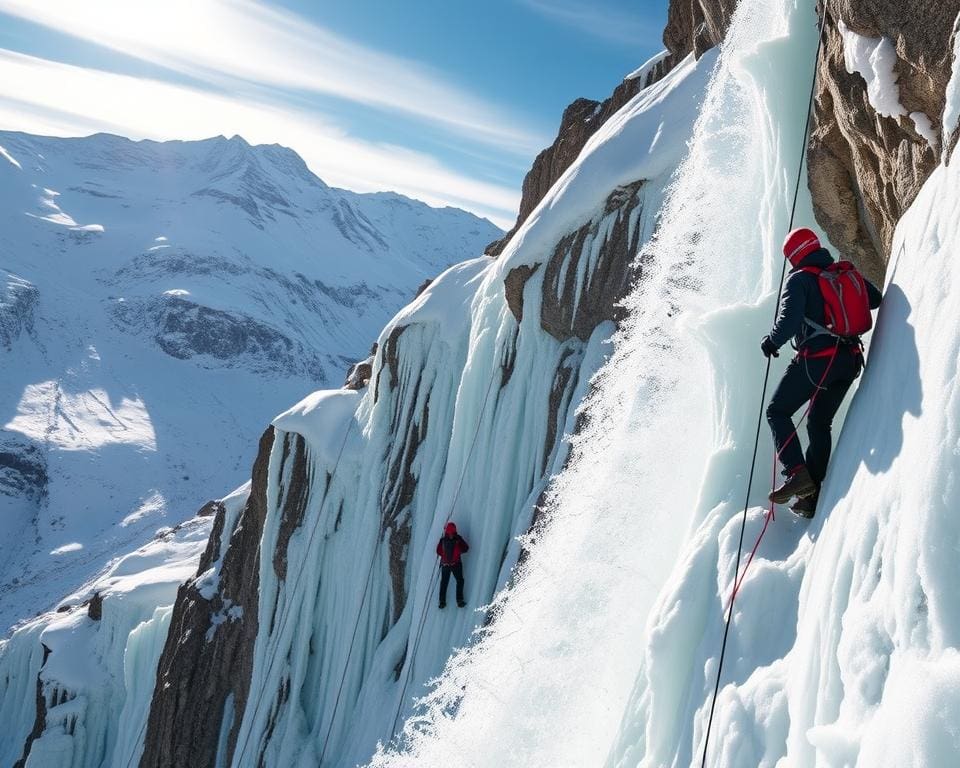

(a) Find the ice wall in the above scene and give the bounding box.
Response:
[0,503,229,768]
[693,136,960,768]
[8,1,954,765]
[0,47,712,763]
[371,0,850,766]
[608,2,960,766]
[130,40,717,768]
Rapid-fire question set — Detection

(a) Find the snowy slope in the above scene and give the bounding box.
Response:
[0,484,248,768]
[0,131,500,634]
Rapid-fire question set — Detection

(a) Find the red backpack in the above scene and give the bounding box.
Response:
[800,261,873,337]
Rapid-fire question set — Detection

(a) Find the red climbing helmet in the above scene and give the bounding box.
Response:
[783,227,821,267]
[445,522,457,535]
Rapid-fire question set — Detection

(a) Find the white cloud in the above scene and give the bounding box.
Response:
[0,0,546,156]
[0,49,520,227]
[521,0,660,46]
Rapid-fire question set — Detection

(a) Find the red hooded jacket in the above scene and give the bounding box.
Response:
[436,522,469,566]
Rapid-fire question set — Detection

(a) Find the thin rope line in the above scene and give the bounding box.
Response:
[699,4,829,766]
[317,533,382,764]
[389,362,501,740]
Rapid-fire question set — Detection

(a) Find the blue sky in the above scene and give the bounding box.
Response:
[0,0,668,228]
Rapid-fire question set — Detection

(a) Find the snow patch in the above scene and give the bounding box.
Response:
[26,210,78,227]
[205,601,243,642]
[910,111,938,147]
[626,49,670,82]
[50,543,83,555]
[121,492,165,527]
[838,20,907,118]
[273,389,361,466]
[0,143,21,169]
[941,12,960,160]
[5,382,157,451]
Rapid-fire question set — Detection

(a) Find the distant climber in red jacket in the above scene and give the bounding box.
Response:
[436,522,469,609]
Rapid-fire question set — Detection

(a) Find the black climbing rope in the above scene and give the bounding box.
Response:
[699,4,830,767]
[388,362,501,741]
[317,490,388,763]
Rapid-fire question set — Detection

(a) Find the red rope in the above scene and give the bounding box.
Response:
[726,342,840,611]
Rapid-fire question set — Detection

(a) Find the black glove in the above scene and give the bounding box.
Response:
[760,336,779,358]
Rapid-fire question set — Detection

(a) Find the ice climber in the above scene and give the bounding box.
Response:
[761,227,882,517]
[436,521,469,608]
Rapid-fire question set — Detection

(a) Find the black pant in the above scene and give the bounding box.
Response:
[766,348,862,484]
[439,563,464,606]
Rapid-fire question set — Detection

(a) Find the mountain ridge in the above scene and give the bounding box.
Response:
[0,129,500,638]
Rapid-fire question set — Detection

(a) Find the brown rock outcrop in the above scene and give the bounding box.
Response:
[486,97,626,257]
[86,592,103,621]
[140,427,274,768]
[809,0,960,281]
[345,343,378,390]
[504,263,540,323]
[272,434,311,582]
[663,0,736,63]
[540,181,646,342]
[13,645,51,768]
[486,0,737,258]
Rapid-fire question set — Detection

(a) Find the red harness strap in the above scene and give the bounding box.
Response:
[727,341,842,610]
[798,342,862,359]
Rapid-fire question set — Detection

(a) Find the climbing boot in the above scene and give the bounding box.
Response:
[457,600,466,608]
[438,602,446,610]
[791,491,819,519]
[769,465,817,504]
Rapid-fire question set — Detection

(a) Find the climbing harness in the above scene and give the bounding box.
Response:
[388,362,501,741]
[727,340,840,608]
[699,3,831,766]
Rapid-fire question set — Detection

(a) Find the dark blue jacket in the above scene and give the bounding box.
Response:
[768,249,883,353]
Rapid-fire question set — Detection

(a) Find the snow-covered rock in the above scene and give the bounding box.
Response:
[809,0,958,282]
[133,38,715,768]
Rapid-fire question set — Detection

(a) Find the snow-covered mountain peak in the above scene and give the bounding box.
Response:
[0,130,500,638]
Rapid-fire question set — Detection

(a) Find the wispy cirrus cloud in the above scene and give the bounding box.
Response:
[0,49,521,227]
[0,0,547,156]
[520,0,661,47]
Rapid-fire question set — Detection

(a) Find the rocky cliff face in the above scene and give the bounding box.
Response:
[809,0,960,282]
[486,0,738,257]
[140,430,273,768]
